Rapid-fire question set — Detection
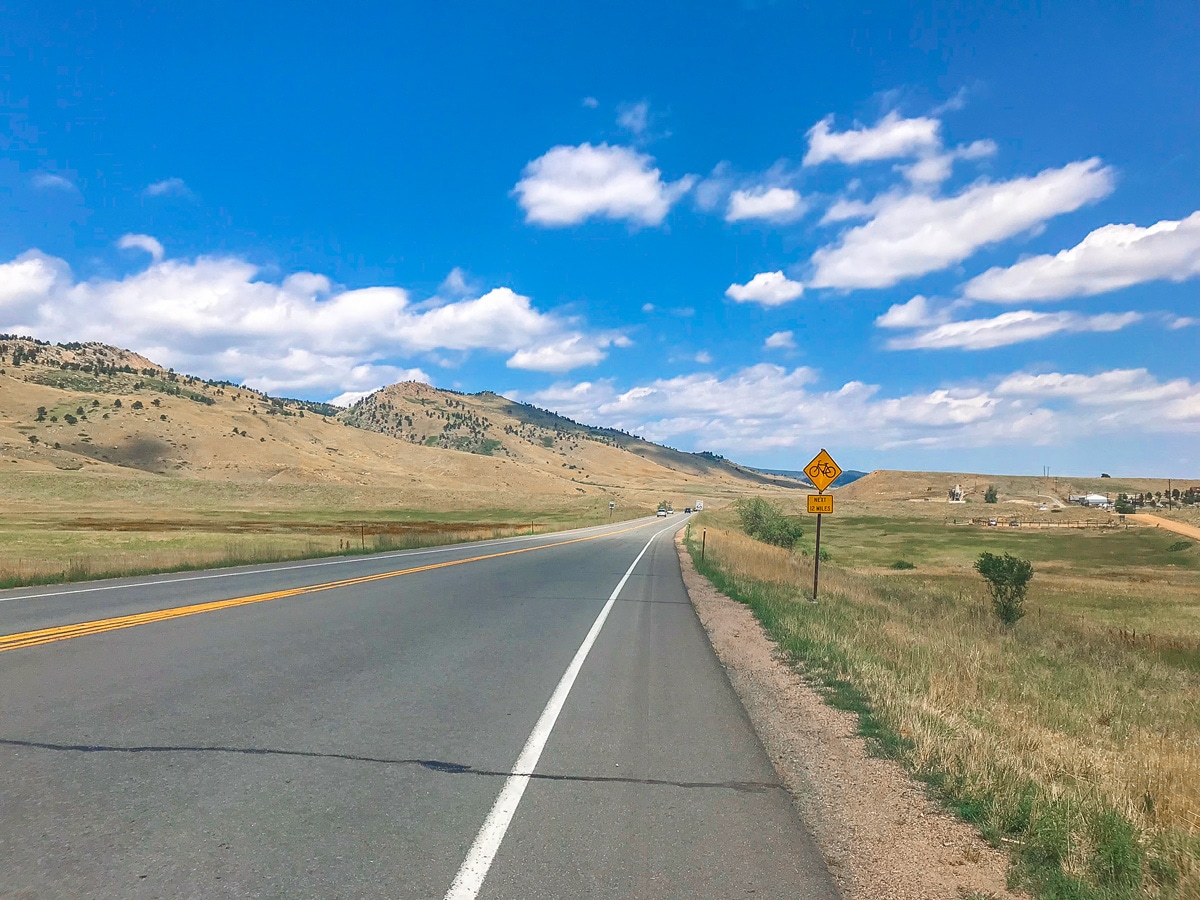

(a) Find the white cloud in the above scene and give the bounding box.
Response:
[143,177,193,198]
[582,96,599,109]
[32,173,77,192]
[617,101,650,136]
[821,195,884,223]
[694,350,713,364]
[725,271,804,306]
[1168,315,1198,330]
[521,362,1200,459]
[963,211,1200,302]
[725,187,806,223]
[899,139,996,187]
[804,112,942,166]
[506,333,625,372]
[764,330,795,349]
[0,246,620,396]
[117,233,165,263]
[513,143,695,227]
[887,309,1141,350]
[875,295,946,329]
[641,302,656,313]
[809,159,1115,289]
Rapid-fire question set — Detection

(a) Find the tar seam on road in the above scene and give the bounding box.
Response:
[0,519,642,605]
[0,738,778,794]
[0,520,661,655]
[443,520,679,900]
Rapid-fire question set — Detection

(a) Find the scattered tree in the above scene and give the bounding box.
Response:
[131,400,144,410]
[35,406,46,421]
[975,551,1034,627]
[984,485,998,503]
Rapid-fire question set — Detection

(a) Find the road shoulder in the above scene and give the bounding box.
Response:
[674,531,1025,900]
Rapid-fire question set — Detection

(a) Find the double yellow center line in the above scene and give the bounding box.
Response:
[0,520,658,655]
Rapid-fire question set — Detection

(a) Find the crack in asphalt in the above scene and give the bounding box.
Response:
[0,737,782,794]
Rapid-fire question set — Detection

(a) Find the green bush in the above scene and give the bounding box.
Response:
[974,551,1034,626]
[735,497,804,549]
[889,560,916,570]
[984,485,999,503]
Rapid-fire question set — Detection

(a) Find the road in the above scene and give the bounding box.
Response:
[0,516,839,899]
[1127,512,1200,541]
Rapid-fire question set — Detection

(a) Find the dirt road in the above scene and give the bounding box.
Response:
[1128,513,1200,540]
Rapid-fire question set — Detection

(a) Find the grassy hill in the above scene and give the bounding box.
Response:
[0,336,801,582]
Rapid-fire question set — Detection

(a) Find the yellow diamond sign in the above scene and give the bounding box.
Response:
[804,448,842,493]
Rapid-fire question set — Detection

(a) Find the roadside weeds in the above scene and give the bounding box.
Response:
[674,529,1025,900]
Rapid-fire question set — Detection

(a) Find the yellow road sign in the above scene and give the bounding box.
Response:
[807,494,833,514]
[804,448,842,493]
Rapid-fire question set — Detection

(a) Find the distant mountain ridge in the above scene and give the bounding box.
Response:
[750,467,868,489]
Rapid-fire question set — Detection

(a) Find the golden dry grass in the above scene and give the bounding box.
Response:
[689,520,1200,897]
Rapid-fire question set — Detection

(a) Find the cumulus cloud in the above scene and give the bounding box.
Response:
[0,246,621,396]
[32,173,77,192]
[809,159,1115,289]
[805,110,995,189]
[764,330,795,349]
[725,271,804,306]
[725,187,806,223]
[899,139,997,187]
[875,295,947,329]
[804,112,942,166]
[143,177,193,198]
[513,143,695,226]
[886,309,1141,350]
[520,362,1200,458]
[963,211,1200,302]
[117,233,165,263]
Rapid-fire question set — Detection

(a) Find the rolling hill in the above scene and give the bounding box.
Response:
[0,336,800,512]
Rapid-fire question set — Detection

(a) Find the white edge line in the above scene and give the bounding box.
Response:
[443,520,677,900]
[0,517,666,605]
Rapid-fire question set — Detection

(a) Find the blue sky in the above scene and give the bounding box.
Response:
[2,1,1198,476]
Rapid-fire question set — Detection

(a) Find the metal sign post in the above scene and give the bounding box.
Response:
[803,449,842,603]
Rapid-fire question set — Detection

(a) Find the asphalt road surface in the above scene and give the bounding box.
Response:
[0,516,840,899]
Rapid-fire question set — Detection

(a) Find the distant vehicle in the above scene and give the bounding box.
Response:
[988,518,998,526]
[684,507,693,513]
[656,509,668,517]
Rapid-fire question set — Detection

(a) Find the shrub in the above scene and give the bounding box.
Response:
[974,551,1034,627]
[1166,541,1192,552]
[735,497,804,549]
[889,560,916,570]
[131,400,143,410]
[984,485,999,503]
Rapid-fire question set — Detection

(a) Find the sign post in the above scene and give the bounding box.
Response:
[803,449,842,602]
[609,500,615,517]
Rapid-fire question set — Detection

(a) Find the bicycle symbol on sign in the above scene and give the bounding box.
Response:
[807,461,837,481]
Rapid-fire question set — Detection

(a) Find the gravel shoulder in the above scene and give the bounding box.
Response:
[675,531,1026,900]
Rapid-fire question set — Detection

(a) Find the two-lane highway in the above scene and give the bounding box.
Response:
[0,515,839,898]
